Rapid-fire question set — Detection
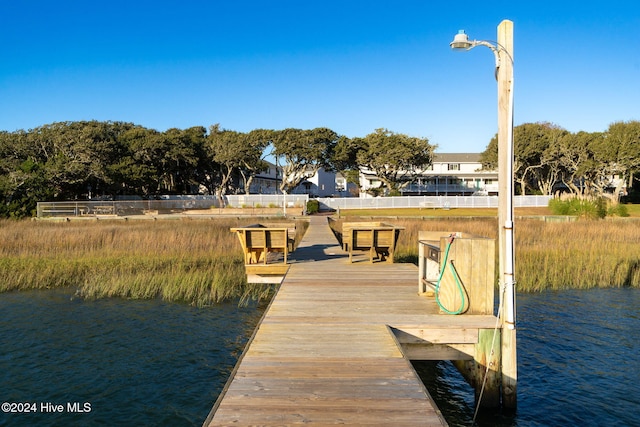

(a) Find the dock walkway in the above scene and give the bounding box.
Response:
[205,216,496,426]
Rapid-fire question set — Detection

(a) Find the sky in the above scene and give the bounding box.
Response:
[1,0,639,153]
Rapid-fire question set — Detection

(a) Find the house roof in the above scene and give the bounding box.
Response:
[433,153,481,163]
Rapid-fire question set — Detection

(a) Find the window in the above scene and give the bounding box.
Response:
[448,163,460,171]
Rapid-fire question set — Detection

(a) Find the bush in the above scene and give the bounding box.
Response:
[548,198,570,215]
[608,203,630,217]
[549,196,608,219]
[306,199,320,215]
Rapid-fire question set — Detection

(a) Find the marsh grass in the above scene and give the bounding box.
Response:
[0,218,306,305]
[335,216,640,291]
[3,215,638,300]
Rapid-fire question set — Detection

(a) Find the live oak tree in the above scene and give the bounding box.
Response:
[116,126,164,196]
[604,121,640,201]
[207,125,271,198]
[331,135,363,194]
[207,125,244,200]
[356,128,434,194]
[0,130,52,217]
[237,129,272,194]
[530,124,569,195]
[556,131,604,197]
[481,122,568,195]
[271,127,338,194]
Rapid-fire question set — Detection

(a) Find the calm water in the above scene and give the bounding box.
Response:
[1,288,638,426]
[0,290,265,426]
[415,288,640,426]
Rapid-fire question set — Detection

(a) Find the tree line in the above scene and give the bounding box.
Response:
[0,121,434,218]
[2,119,637,218]
[480,120,640,200]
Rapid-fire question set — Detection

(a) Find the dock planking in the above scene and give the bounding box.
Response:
[205,216,496,426]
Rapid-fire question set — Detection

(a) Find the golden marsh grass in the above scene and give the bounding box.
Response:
[392,217,640,291]
[1,215,638,303]
[0,218,307,305]
[331,215,640,291]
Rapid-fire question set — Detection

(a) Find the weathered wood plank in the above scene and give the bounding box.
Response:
[206,216,499,426]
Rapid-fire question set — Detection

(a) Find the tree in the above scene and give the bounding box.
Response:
[207,125,245,200]
[555,131,601,196]
[0,130,52,217]
[480,122,568,195]
[157,127,205,194]
[116,127,160,196]
[271,128,338,194]
[531,124,569,195]
[356,128,434,194]
[239,129,272,193]
[30,121,127,199]
[604,121,640,201]
[331,136,363,192]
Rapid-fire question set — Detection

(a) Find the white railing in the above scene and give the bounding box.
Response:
[317,195,551,211]
[36,194,550,218]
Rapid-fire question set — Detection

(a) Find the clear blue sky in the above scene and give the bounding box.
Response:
[1,0,638,153]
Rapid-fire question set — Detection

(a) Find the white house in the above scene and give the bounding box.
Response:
[246,153,497,197]
[359,153,498,197]
[248,163,338,197]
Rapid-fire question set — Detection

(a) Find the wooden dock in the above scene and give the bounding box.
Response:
[204,216,500,426]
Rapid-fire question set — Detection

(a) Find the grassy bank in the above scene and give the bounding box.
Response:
[338,204,640,218]
[2,212,638,303]
[337,206,554,218]
[387,217,640,291]
[0,218,306,306]
[334,204,640,290]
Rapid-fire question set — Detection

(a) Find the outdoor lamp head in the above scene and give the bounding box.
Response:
[450,30,473,49]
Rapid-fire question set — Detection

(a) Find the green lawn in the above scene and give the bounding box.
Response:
[337,204,640,218]
[337,206,551,218]
[625,203,640,217]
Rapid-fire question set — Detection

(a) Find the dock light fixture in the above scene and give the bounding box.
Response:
[449,21,517,410]
[450,30,510,76]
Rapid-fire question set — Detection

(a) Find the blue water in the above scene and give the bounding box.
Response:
[0,290,265,426]
[1,288,639,426]
[415,288,640,426]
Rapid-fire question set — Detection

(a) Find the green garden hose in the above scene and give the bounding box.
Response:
[435,236,466,315]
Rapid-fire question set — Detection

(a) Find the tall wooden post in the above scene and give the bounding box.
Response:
[497,19,517,409]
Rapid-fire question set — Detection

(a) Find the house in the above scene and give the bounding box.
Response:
[248,163,339,197]
[246,153,497,198]
[359,153,498,197]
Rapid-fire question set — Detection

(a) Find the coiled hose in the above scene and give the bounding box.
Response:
[435,235,466,315]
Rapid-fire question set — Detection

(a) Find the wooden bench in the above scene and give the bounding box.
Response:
[257,222,296,252]
[230,224,290,265]
[342,222,404,263]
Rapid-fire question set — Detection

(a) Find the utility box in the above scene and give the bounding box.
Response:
[418,231,495,315]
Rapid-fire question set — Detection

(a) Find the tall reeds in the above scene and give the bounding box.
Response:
[391,217,640,291]
[2,216,638,300]
[0,218,300,305]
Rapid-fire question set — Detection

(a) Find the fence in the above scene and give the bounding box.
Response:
[317,195,551,211]
[36,194,550,218]
[36,195,310,218]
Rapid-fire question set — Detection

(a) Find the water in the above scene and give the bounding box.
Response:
[0,289,265,426]
[1,288,639,426]
[415,288,640,426]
